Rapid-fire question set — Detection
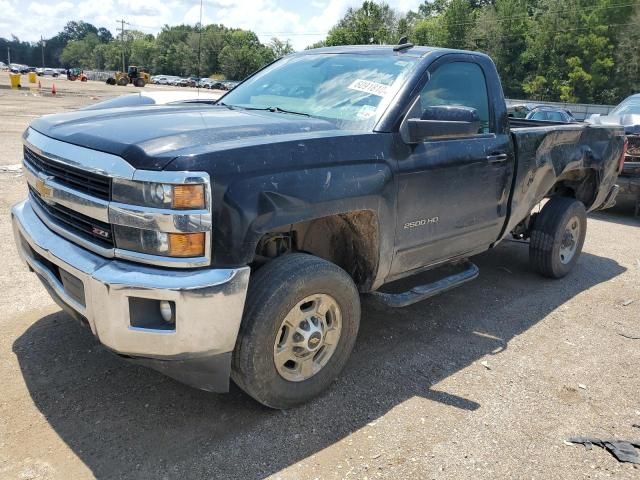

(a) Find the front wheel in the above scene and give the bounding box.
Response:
[232,254,360,409]
[529,197,587,278]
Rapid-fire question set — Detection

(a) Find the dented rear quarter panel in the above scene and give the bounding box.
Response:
[504,123,625,237]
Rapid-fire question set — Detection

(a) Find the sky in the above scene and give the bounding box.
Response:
[0,0,424,50]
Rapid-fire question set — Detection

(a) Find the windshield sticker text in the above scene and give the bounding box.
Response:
[348,79,390,97]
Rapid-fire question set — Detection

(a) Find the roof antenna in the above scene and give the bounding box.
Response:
[394,36,413,51]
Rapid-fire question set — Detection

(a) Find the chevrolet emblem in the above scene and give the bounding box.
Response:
[35,178,53,199]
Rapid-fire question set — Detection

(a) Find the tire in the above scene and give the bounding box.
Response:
[529,197,587,278]
[117,77,128,86]
[134,78,145,87]
[232,253,361,409]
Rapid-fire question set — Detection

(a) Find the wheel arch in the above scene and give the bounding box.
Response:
[253,210,381,292]
[548,168,599,208]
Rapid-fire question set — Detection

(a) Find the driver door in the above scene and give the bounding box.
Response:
[390,56,514,276]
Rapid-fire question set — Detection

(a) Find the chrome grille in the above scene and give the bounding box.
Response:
[29,187,114,247]
[24,146,111,200]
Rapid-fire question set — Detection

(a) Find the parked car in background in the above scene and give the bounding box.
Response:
[177,78,196,87]
[9,64,30,74]
[525,106,578,123]
[197,78,214,88]
[223,80,239,90]
[588,93,640,215]
[0,61,7,70]
[36,68,59,77]
[507,103,538,118]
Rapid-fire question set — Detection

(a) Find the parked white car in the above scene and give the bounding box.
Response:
[36,68,59,77]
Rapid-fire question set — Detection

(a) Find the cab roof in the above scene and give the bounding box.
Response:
[296,44,482,58]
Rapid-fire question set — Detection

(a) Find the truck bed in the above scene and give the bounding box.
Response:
[508,117,581,129]
[503,122,624,236]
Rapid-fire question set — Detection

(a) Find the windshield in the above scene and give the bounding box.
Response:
[611,96,640,116]
[220,53,419,130]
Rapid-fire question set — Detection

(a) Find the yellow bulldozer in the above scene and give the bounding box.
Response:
[106,66,150,87]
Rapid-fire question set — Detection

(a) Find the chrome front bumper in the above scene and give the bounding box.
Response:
[11,199,250,391]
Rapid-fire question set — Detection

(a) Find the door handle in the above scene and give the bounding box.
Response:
[487,153,508,163]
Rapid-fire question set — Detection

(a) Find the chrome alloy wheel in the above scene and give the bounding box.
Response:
[273,294,342,382]
[559,215,581,264]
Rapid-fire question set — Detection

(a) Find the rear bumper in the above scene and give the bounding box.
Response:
[617,173,640,196]
[11,199,250,392]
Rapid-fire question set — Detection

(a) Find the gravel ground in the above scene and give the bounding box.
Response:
[1,77,639,480]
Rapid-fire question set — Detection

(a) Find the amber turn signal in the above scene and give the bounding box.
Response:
[168,232,205,257]
[172,184,205,209]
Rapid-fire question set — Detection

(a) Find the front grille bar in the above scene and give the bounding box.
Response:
[29,187,114,247]
[24,146,111,200]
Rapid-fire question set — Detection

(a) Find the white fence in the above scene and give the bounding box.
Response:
[83,70,116,82]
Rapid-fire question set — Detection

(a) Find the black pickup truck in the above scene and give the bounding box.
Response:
[12,45,624,408]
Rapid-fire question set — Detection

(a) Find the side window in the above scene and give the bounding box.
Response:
[531,111,548,121]
[548,111,564,122]
[419,62,492,133]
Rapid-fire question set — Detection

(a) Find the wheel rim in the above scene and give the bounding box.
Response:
[273,293,342,382]
[559,215,581,264]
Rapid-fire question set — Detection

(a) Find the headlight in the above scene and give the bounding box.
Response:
[110,175,210,262]
[112,180,206,210]
[113,225,205,257]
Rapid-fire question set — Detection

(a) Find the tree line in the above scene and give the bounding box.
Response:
[2,1,639,102]
[317,0,640,104]
[2,21,293,80]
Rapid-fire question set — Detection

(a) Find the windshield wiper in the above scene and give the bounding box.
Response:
[240,106,310,117]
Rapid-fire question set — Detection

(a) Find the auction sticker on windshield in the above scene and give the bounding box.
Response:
[348,79,390,97]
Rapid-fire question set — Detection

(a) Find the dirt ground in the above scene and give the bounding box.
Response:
[1,74,639,480]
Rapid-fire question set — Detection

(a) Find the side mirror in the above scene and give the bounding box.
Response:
[407,105,481,143]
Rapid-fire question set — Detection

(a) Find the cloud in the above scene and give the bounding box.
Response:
[2,0,424,50]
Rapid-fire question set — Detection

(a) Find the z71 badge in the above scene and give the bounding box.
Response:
[404,217,439,229]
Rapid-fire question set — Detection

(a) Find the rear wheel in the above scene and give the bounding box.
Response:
[529,197,587,278]
[134,78,145,87]
[232,253,360,409]
[117,77,128,86]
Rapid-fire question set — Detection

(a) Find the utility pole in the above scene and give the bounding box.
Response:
[40,36,45,68]
[116,18,129,72]
[7,46,10,65]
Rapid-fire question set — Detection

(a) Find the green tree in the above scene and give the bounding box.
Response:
[325,1,401,46]
[130,36,157,69]
[219,31,273,79]
[59,33,100,68]
[615,6,640,96]
[269,38,295,58]
[472,0,530,97]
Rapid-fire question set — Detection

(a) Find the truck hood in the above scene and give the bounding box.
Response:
[586,113,640,135]
[29,105,340,170]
